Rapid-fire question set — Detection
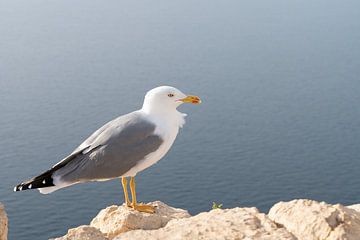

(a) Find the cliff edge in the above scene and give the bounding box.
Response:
[51,199,360,240]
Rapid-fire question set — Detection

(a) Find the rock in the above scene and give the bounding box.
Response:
[347,204,360,213]
[268,199,360,240]
[54,199,360,240]
[0,203,8,240]
[90,201,190,239]
[114,207,296,240]
[52,201,190,240]
[51,226,107,240]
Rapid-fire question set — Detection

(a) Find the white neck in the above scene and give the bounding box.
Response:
[140,104,186,129]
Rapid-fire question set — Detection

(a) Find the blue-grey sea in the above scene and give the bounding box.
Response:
[1,0,360,239]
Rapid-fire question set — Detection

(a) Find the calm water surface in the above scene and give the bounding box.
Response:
[1,0,360,239]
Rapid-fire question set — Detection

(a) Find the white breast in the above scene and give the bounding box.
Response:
[122,111,185,177]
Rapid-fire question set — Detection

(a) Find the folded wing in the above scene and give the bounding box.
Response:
[15,111,163,193]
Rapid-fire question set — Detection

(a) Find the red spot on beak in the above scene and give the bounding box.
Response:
[180,95,201,104]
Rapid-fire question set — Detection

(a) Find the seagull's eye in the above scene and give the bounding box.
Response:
[168,93,174,97]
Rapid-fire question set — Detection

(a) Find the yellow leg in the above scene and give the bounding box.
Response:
[129,177,137,206]
[129,176,155,214]
[121,177,131,207]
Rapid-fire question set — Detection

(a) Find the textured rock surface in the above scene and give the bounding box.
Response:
[52,226,107,240]
[347,204,360,213]
[53,201,190,240]
[114,207,296,240]
[269,199,360,240]
[53,199,360,240]
[90,201,190,239]
[0,203,8,240]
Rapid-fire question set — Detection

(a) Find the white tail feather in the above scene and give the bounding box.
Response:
[38,186,63,194]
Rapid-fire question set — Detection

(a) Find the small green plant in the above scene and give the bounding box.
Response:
[212,202,223,209]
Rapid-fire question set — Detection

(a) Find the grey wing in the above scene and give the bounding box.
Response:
[72,118,115,154]
[52,111,164,183]
[52,118,115,169]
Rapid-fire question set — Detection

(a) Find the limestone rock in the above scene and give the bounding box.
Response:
[268,199,360,240]
[0,203,8,240]
[52,226,107,240]
[347,204,360,213]
[114,207,296,240]
[90,201,190,239]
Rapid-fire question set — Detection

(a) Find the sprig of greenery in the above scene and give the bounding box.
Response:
[212,202,223,209]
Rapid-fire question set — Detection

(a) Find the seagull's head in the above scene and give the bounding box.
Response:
[142,86,201,114]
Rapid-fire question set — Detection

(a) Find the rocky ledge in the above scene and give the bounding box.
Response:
[1,200,359,240]
[49,199,360,240]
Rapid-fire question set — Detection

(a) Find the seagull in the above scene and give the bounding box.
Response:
[14,86,201,213]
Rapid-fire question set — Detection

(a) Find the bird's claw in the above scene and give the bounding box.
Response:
[124,202,155,213]
[133,203,156,214]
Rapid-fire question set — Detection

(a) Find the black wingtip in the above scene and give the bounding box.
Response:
[14,184,23,192]
[15,173,55,193]
[14,182,32,192]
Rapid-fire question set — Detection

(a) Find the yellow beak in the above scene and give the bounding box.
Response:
[179,95,201,104]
